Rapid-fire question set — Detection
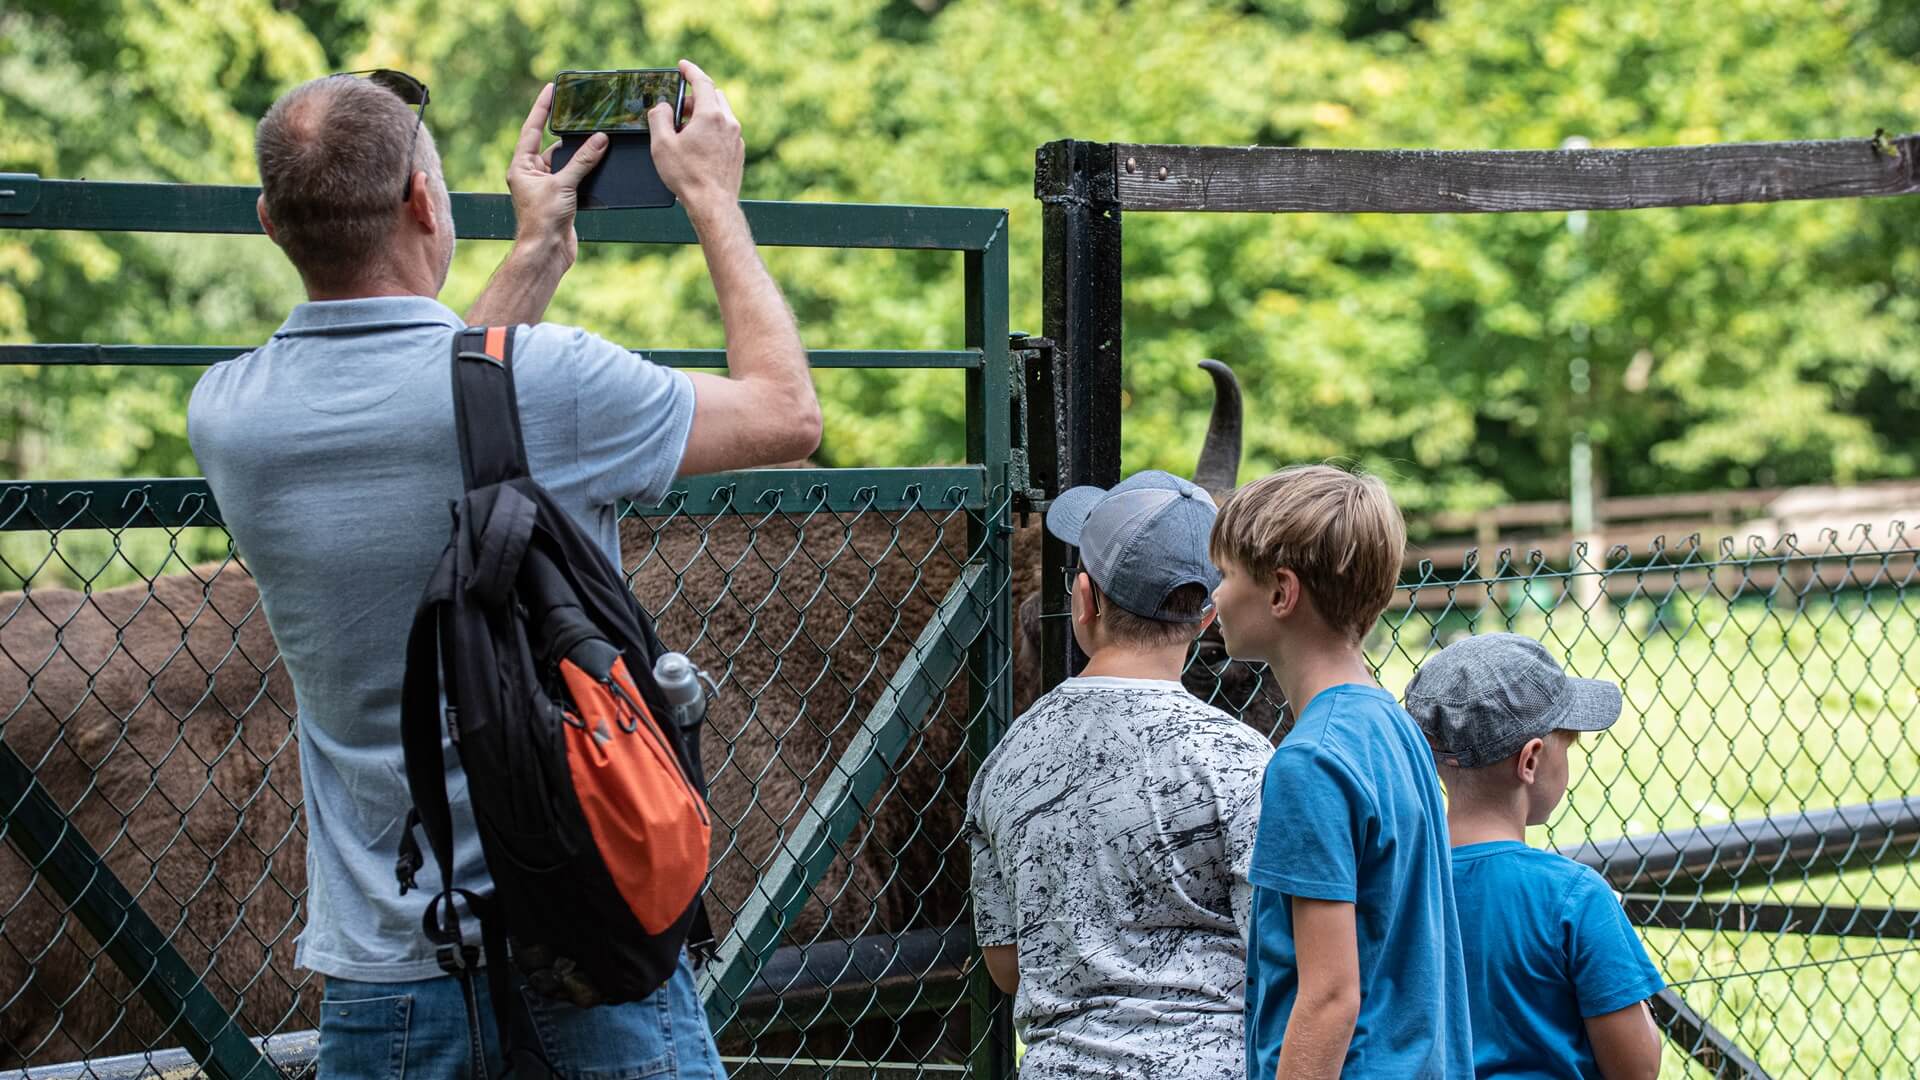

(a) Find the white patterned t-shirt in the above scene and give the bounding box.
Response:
[966,676,1271,1079]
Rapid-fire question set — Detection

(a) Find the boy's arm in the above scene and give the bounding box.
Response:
[982,945,1019,995]
[1565,871,1667,1079]
[965,770,1019,997]
[1585,1001,1661,1080]
[1275,897,1360,1080]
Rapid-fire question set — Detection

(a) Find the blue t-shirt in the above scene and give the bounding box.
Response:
[190,296,694,980]
[1245,684,1472,1080]
[1452,841,1666,1079]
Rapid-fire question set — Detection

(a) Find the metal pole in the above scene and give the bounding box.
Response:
[1036,140,1124,688]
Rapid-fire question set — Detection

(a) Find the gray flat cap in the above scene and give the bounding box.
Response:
[1404,633,1623,768]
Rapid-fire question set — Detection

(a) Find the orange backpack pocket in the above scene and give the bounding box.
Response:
[558,656,712,934]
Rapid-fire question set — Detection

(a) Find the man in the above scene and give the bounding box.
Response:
[188,60,817,1077]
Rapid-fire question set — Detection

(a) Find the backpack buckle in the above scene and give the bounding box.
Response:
[437,942,480,976]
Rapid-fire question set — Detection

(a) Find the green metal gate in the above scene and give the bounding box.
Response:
[0,175,1017,1078]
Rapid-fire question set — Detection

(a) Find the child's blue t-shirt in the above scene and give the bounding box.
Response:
[1452,841,1666,1079]
[1244,684,1472,1079]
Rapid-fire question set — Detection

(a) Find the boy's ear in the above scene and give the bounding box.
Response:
[1514,737,1546,785]
[1267,567,1301,620]
[1073,572,1099,628]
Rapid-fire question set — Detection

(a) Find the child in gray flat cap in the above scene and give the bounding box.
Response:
[1405,633,1665,1080]
[965,470,1269,1080]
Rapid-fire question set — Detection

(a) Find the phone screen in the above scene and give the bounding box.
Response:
[551,70,684,134]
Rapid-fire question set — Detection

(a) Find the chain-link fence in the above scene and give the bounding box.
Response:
[1175,525,1920,1079]
[0,474,1017,1078]
[0,177,1018,1078]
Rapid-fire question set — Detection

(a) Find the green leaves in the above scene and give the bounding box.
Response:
[3,0,1917,517]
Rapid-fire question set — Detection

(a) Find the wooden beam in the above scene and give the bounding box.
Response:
[1112,135,1920,214]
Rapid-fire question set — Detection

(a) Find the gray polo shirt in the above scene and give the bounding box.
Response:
[188,295,694,981]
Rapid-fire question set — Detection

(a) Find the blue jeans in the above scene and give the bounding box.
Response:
[319,954,726,1079]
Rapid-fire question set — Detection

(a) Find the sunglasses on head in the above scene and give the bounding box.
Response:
[332,69,430,203]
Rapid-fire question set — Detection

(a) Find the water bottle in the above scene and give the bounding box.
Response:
[652,652,708,729]
[652,651,710,787]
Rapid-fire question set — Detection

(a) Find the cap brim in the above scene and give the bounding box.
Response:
[1045,485,1108,545]
[1556,678,1623,732]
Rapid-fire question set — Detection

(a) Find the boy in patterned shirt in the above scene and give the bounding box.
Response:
[966,471,1271,1079]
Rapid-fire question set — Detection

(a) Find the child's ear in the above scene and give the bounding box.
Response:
[1514,737,1546,785]
[1073,572,1100,628]
[1267,567,1301,620]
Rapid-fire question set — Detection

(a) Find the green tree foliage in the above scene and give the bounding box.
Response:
[3,0,1917,520]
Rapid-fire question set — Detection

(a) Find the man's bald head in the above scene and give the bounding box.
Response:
[255,76,444,293]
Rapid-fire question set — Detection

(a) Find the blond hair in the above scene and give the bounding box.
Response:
[1209,464,1406,642]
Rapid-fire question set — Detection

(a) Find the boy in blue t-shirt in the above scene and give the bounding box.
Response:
[1406,634,1666,1080]
[1210,465,1472,1079]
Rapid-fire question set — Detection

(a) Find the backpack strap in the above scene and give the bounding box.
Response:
[452,325,531,490]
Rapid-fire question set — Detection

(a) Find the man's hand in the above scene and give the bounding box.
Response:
[649,60,743,219]
[466,84,608,326]
[508,83,608,264]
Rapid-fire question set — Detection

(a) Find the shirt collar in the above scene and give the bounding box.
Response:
[272,295,464,339]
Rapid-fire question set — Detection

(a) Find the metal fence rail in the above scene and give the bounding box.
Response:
[0,177,1017,1079]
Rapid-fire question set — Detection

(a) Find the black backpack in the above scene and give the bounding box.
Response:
[396,325,715,1067]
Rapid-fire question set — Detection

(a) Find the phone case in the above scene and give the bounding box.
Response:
[553,132,675,211]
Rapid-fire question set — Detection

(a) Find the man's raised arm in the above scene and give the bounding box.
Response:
[465,83,608,326]
[650,60,819,475]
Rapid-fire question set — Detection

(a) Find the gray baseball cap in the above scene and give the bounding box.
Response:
[1404,633,1623,768]
[1045,470,1222,622]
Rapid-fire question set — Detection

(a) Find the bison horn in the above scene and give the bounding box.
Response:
[1193,359,1243,497]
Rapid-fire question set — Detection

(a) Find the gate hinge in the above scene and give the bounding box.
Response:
[1009,331,1056,523]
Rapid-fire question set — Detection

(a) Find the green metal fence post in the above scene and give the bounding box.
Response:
[964,217,1017,1080]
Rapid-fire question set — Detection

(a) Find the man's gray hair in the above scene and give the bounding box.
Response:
[255,77,436,291]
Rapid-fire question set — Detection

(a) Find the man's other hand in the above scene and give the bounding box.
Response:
[508,83,609,266]
[649,60,744,218]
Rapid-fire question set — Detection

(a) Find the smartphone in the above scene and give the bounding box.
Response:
[549,68,687,210]
[551,69,686,135]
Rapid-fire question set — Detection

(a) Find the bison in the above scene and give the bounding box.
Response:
[0,362,1274,1068]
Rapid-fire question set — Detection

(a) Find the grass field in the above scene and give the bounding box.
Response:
[1374,569,1920,1078]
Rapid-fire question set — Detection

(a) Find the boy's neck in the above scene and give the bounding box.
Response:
[1267,634,1378,719]
[1446,800,1529,847]
[1078,643,1192,683]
